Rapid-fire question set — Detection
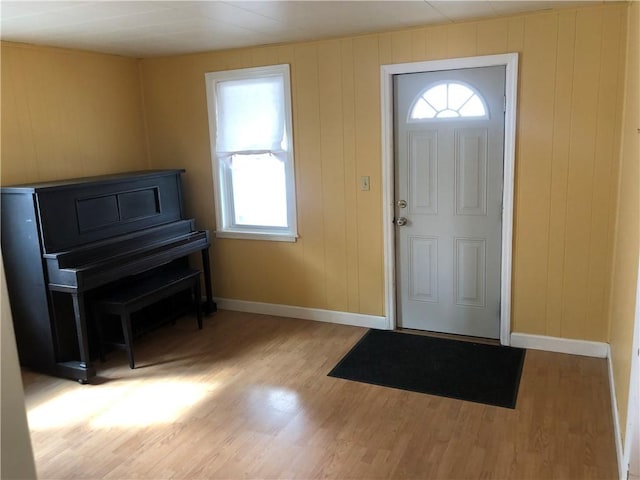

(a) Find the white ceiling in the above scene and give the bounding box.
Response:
[1,1,602,58]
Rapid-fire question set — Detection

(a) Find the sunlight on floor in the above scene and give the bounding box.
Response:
[266,387,300,413]
[28,380,215,430]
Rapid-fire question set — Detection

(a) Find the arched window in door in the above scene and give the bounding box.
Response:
[409,81,488,120]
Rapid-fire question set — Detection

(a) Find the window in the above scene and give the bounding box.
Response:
[409,81,487,120]
[205,65,297,242]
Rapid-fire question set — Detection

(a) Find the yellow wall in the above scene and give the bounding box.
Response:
[0,6,626,342]
[608,0,639,444]
[0,42,148,185]
[141,3,628,340]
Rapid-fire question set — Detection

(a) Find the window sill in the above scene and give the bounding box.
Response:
[215,230,298,243]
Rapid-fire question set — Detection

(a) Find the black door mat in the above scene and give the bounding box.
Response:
[328,329,526,409]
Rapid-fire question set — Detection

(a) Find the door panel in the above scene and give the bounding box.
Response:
[454,237,486,307]
[408,131,438,215]
[394,66,505,338]
[455,128,488,216]
[408,235,438,303]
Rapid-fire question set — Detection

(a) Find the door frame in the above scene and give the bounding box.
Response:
[380,53,519,345]
[622,259,640,479]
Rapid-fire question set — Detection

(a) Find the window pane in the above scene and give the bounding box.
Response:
[230,154,288,227]
[436,109,459,118]
[447,83,474,110]
[458,95,485,117]
[410,98,436,119]
[423,83,447,111]
[216,76,285,152]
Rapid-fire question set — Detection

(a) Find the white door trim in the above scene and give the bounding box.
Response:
[621,258,640,480]
[380,53,519,345]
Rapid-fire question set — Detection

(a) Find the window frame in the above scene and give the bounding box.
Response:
[205,64,298,242]
[407,80,489,122]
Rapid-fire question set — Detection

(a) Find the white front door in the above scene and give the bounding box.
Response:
[394,66,506,339]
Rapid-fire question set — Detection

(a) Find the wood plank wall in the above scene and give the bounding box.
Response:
[0,42,149,185]
[137,4,627,340]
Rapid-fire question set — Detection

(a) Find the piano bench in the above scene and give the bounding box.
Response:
[94,267,202,369]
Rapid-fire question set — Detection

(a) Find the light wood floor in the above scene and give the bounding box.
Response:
[22,310,618,479]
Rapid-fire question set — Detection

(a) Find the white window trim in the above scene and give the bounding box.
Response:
[205,64,298,242]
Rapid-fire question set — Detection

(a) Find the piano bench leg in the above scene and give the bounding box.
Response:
[120,312,136,369]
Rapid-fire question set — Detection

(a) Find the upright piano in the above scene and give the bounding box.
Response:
[1,169,214,383]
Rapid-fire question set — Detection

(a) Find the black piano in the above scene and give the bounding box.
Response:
[1,169,214,383]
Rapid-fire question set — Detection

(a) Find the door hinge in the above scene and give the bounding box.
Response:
[503,95,507,113]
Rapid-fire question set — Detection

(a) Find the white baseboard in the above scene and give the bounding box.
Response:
[510,332,608,358]
[606,345,625,480]
[213,298,388,330]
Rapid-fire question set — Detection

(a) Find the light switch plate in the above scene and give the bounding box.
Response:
[360,176,370,191]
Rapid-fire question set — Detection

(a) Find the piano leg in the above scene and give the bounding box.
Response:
[201,248,216,314]
[70,293,94,383]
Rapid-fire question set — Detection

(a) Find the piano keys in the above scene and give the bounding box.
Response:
[1,169,214,383]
